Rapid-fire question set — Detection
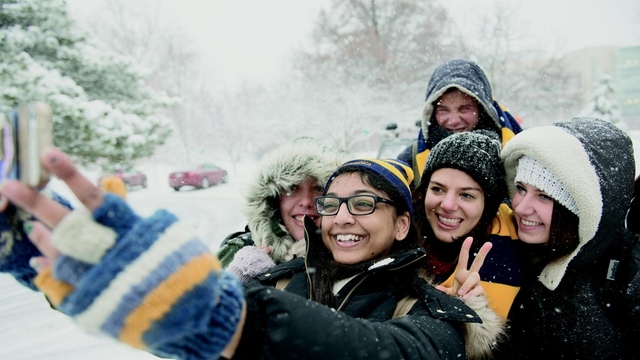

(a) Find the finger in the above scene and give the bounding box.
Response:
[461,283,486,302]
[25,221,60,260]
[41,148,104,211]
[1,180,71,227]
[457,237,473,272]
[0,196,9,212]
[457,271,481,297]
[29,256,52,274]
[435,285,455,296]
[468,241,493,274]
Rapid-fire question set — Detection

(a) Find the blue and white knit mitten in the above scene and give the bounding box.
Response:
[35,193,244,360]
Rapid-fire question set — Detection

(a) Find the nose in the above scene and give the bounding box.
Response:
[333,201,354,224]
[513,193,534,216]
[298,190,316,208]
[446,111,462,126]
[440,192,458,212]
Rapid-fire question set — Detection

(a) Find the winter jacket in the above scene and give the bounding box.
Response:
[237,217,504,360]
[433,204,522,319]
[496,117,640,359]
[28,193,503,360]
[397,59,522,188]
[217,137,347,275]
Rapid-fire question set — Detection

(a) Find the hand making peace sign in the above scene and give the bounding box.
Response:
[436,237,492,301]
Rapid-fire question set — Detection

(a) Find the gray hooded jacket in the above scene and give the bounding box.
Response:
[421,59,502,146]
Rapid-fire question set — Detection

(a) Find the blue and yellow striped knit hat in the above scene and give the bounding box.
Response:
[323,158,414,217]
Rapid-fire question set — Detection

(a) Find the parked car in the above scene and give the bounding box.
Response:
[168,163,228,191]
[98,169,147,190]
[376,138,414,159]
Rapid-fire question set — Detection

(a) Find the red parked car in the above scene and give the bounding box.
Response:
[98,169,147,190]
[168,163,228,191]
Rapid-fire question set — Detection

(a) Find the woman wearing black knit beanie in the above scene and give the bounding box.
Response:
[412,130,522,319]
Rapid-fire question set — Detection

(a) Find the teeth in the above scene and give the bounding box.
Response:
[294,215,315,221]
[522,219,542,226]
[336,234,364,242]
[438,215,461,225]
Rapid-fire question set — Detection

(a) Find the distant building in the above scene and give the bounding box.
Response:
[617,46,640,127]
[563,45,640,129]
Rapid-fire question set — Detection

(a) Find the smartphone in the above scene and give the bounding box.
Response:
[0,102,52,188]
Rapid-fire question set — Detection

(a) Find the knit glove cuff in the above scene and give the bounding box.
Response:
[36,193,244,360]
[226,246,276,282]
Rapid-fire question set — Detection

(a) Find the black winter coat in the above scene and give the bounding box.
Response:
[497,118,640,359]
[231,220,483,360]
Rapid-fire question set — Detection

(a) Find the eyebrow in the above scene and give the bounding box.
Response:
[325,189,379,197]
[429,180,482,192]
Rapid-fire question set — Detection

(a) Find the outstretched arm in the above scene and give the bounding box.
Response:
[1,148,245,360]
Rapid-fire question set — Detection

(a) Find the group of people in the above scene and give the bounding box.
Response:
[0,59,638,360]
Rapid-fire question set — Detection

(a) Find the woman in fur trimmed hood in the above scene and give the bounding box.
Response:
[217,137,348,281]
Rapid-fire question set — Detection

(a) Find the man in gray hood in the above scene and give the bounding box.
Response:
[398,59,522,188]
[217,137,348,281]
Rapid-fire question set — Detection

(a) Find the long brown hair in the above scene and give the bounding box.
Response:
[547,201,580,259]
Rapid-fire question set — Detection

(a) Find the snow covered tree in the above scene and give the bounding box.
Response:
[584,73,622,126]
[456,2,584,127]
[288,0,458,151]
[0,0,175,168]
[298,0,456,88]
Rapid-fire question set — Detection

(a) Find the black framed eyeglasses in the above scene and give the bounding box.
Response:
[314,195,395,216]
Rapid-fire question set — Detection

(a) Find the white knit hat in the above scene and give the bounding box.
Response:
[515,156,579,215]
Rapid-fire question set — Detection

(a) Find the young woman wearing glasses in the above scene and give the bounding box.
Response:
[1,151,503,360]
[412,131,522,319]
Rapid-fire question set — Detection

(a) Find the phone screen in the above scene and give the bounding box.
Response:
[0,111,18,182]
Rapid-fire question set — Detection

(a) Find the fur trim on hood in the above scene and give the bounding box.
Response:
[501,117,635,290]
[420,273,506,359]
[463,294,506,360]
[421,59,501,143]
[243,137,348,264]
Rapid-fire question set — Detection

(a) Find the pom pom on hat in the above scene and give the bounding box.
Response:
[323,158,414,217]
[515,156,579,215]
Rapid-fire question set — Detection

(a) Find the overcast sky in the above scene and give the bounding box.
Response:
[67,0,640,82]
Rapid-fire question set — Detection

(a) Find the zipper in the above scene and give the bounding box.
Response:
[336,253,426,311]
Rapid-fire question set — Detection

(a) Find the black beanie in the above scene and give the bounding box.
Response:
[421,131,507,235]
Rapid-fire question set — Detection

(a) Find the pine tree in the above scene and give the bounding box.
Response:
[584,73,622,126]
[0,0,176,168]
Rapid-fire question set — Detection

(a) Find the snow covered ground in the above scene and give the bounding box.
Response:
[1,130,640,360]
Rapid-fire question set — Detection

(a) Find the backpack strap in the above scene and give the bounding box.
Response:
[393,296,419,318]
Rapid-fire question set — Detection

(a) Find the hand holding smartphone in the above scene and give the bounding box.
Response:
[0,102,53,188]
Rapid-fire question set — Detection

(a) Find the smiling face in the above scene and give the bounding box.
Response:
[511,182,553,244]
[320,173,410,265]
[424,168,484,243]
[434,88,480,133]
[279,177,323,241]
